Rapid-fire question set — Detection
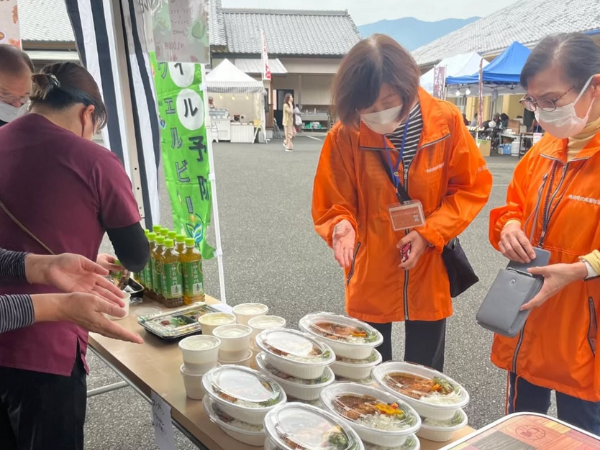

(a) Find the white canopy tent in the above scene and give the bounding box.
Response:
[420,53,488,93]
[206,59,267,143]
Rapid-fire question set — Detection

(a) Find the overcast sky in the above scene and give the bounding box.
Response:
[222,0,517,25]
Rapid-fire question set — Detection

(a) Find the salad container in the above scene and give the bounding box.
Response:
[256,328,335,380]
[372,362,469,421]
[137,303,219,340]
[248,315,286,343]
[202,365,286,425]
[232,303,269,325]
[321,383,421,447]
[180,364,205,400]
[213,324,252,361]
[219,349,253,367]
[416,409,468,442]
[299,313,383,360]
[199,312,236,336]
[203,395,266,446]
[331,349,382,380]
[264,403,365,450]
[179,335,220,374]
[256,352,336,401]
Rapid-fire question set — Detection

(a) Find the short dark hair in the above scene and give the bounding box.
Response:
[500,113,509,121]
[521,33,600,91]
[0,44,34,76]
[332,34,420,127]
[30,62,108,129]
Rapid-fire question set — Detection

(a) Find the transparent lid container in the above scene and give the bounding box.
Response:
[256,352,335,386]
[264,403,364,450]
[300,313,383,347]
[202,366,285,409]
[257,329,335,365]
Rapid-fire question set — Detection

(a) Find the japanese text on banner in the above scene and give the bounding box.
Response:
[151,55,214,260]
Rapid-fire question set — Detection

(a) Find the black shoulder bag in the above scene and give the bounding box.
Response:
[378,152,479,298]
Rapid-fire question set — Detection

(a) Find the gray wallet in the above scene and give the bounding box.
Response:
[476,249,550,337]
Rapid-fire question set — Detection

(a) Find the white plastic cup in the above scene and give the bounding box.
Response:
[104,292,131,321]
[180,364,205,400]
[219,349,253,368]
[232,303,269,325]
[179,335,221,374]
[248,315,286,342]
[199,312,236,336]
[214,324,252,362]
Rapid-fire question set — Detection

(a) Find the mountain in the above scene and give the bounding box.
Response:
[358,17,480,51]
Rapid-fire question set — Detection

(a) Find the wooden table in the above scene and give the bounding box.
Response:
[89,297,475,450]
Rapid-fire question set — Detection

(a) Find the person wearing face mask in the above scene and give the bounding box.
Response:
[489,33,600,434]
[0,62,149,450]
[312,34,492,371]
[0,44,33,127]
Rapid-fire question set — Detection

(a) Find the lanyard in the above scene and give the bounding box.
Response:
[383,118,411,189]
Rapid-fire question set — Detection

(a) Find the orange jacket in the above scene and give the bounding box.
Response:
[489,130,600,401]
[312,89,492,323]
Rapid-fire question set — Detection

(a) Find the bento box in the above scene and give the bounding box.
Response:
[137,303,219,339]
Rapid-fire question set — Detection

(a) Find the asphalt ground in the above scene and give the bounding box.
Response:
[89,136,532,449]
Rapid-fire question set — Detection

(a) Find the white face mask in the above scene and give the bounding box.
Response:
[535,77,595,139]
[0,101,28,124]
[360,105,403,135]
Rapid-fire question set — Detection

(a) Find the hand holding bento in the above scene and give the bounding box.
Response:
[25,254,125,306]
[499,222,536,263]
[397,231,429,270]
[332,219,357,268]
[32,293,143,344]
[521,262,588,310]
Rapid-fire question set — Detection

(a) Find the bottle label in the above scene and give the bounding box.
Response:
[154,259,164,295]
[147,259,155,290]
[183,260,204,296]
[141,263,151,289]
[162,262,183,299]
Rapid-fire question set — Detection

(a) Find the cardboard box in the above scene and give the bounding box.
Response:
[477,139,491,157]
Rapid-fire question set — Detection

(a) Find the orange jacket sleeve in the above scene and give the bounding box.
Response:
[416,106,493,252]
[488,148,535,251]
[311,126,359,247]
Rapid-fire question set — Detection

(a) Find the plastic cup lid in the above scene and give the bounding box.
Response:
[265,403,363,450]
[300,313,383,346]
[203,366,283,406]
[233,303,268,315]
[249,315,286,330]
[179,335,220,351]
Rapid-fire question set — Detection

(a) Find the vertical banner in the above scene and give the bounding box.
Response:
[478,58,484,128]
[153,0,210,63]
[432,65,446,99]
[261,30,271,81]
[151,56,215,260]
[0,0,21,48]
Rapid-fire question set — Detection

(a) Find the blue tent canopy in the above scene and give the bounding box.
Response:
[446,41,531,86]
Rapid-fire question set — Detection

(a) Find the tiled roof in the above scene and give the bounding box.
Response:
[19,0,75,43]
[413,0,600,66]
[217,7,361,56]
[210,0,227,47]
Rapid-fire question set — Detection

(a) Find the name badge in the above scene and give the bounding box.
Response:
[388,200,425,231]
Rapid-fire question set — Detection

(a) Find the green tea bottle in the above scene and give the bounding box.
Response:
[176,234,186,255]
[146,232,157,295]
[153,236,166,304]
[161,239,184,308]
[181,238,205,305]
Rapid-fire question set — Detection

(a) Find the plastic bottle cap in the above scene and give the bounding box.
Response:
[168,231,177,239]
[176,234,186,243]
[185,238,195,247]
[156,236,165,244]
[148,232,157,240]
[165,239,174,247]
[160,229,169,236]
[144,229,150,236]
[152,225,162,233]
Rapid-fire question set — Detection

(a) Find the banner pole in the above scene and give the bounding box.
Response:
[201,65,227,304]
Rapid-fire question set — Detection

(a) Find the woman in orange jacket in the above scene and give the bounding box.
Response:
[311,35,492,371]
[489,33,600,434]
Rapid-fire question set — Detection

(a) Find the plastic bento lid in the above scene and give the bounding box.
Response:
[299,313,383,347]
[256,352,335,386]
[203,395,265,434]
[256,329,335,365]
[334,349,382,367]
[202,366,285,408]
[320,383,421,435]
[264,403,363,450]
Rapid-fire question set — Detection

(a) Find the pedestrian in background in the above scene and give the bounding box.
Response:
[282,93,294,151]
[312,34,492,371]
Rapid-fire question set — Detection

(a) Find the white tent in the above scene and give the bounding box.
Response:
[420,52,488,93]
[206,59,267,143]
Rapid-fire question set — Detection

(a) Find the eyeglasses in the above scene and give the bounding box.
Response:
[519,85,576,112]
[0,94,29,107]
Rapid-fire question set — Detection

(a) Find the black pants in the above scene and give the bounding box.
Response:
[368,319,447,372]
[0,353,87,450]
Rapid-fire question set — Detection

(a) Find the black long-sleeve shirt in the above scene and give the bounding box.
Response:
[0,249,34,334]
